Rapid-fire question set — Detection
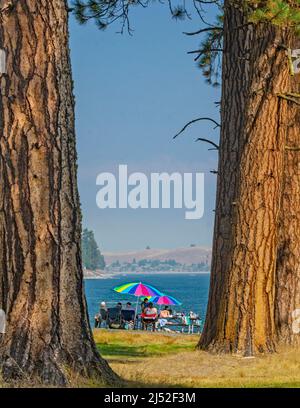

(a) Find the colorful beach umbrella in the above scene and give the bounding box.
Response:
[114,282,163,319]
[149,294,182,306]
[114,282,162,298]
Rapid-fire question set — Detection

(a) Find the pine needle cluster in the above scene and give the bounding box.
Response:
[248,1,300,33]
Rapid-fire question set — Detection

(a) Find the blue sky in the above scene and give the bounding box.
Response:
[69,3,220,251]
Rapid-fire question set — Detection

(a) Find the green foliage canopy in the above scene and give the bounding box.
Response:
[249,1,300,33]
[72,1,300,32]
[71,1,300,86]
[82,228,106,270]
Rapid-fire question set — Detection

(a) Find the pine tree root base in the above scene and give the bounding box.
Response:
[197,338,277,356]
[0,349,122,387]
[276,332,300,348]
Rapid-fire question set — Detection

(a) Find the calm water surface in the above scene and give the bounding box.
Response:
[84,273,210,326]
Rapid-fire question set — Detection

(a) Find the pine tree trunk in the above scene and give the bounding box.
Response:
[275,37,300,346]
[199,3,291,354]
[0,0,119,385]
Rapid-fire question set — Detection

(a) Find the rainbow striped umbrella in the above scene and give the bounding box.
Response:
[114,282,162,298]
[149,294,182,306]
[114,282,163,319]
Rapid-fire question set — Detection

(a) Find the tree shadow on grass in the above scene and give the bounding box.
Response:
[98,342,195,359]
[105,358,144,365]
[98,344,147,358]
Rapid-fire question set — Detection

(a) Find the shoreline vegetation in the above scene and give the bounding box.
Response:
[83,245,212,279]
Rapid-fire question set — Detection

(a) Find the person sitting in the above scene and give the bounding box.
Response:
[189,310,198,320]
[145,303,158,316]
[100,301,107,312]
[121,303,136,330]
[141,297,149,312]
[116,302,123,311]
[107,306,122,329]
[160,306,171,319]
[94,314,100,328]
[141,302,158,332]
[126,302,134,310]
[94,301,108,328]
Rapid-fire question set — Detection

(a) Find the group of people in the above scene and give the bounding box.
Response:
[94,298,174,331]
[94,300,135,328]
[94,298,201,333]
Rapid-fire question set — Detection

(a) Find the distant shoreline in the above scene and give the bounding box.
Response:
[84,270,210,280]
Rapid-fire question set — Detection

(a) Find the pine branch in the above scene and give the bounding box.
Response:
[183,27,223,36]
[72,0,223,33]
[195,137,219,150]
[188,48,223,61]
[249,1,300,32]
[277,93,300,105]
[173,117,220,139]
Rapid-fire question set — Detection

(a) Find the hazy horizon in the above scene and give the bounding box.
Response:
[101,244,212,254]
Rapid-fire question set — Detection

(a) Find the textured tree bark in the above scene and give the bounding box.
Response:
[199,3,291,354]
[0,0,119,385]
[275,37,300,346]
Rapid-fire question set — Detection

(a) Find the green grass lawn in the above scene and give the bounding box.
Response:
[97,335,195,359]
[1,330,299,388]
[94,329,300,388]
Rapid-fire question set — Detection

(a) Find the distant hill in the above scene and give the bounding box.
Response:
[103,246,212,266]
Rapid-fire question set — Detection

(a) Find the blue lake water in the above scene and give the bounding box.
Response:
[84,273,210,327]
